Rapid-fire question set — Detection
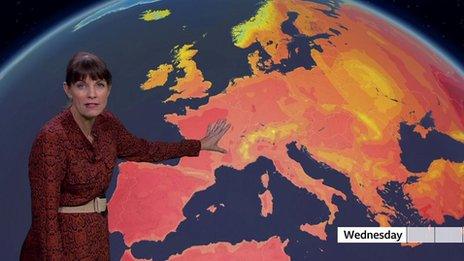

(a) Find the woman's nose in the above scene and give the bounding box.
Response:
[87,85,97,97]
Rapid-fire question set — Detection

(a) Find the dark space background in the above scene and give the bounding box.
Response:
[1,0,464,69]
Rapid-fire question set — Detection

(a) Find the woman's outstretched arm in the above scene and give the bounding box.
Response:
[108,112,201,162]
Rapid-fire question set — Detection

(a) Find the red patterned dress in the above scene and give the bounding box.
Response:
[20,107,201,260]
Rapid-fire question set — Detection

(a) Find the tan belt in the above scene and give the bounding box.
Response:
[58,197,107,214]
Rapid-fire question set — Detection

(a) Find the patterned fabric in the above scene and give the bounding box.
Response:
[20,107,201,260]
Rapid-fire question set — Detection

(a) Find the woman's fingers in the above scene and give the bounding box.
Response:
[211,119,225,135]
[217,119,226,130]
[211,120,221,134]
[206,124,213,138]
[210,124,230,147]
[212,120,229,138]
[219,119,228,131]
[218,123,231,137]
[205,120,230,145]
[201,121,230,153]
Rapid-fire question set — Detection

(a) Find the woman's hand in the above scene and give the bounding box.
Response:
[200,119,231,153]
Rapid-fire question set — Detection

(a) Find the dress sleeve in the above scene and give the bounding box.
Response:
[28,130,66,260]
[108,112,201,162]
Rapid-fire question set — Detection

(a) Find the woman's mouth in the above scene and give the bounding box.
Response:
[85,103,99,108]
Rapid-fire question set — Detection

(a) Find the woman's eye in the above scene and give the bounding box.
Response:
[97,83,105,87]
[76,83,85,89]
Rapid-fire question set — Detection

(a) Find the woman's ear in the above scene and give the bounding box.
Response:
[63,82,72,99]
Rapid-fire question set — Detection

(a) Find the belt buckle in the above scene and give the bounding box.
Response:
[94,197,107,214]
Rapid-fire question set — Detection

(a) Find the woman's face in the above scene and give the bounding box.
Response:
[64,75,111,120]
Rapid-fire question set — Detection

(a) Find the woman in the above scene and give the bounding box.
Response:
[20,51,231,260]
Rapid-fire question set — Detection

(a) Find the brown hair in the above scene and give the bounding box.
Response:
[65,51,112,86]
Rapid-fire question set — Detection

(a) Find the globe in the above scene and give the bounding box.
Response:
[1,0,463,260]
